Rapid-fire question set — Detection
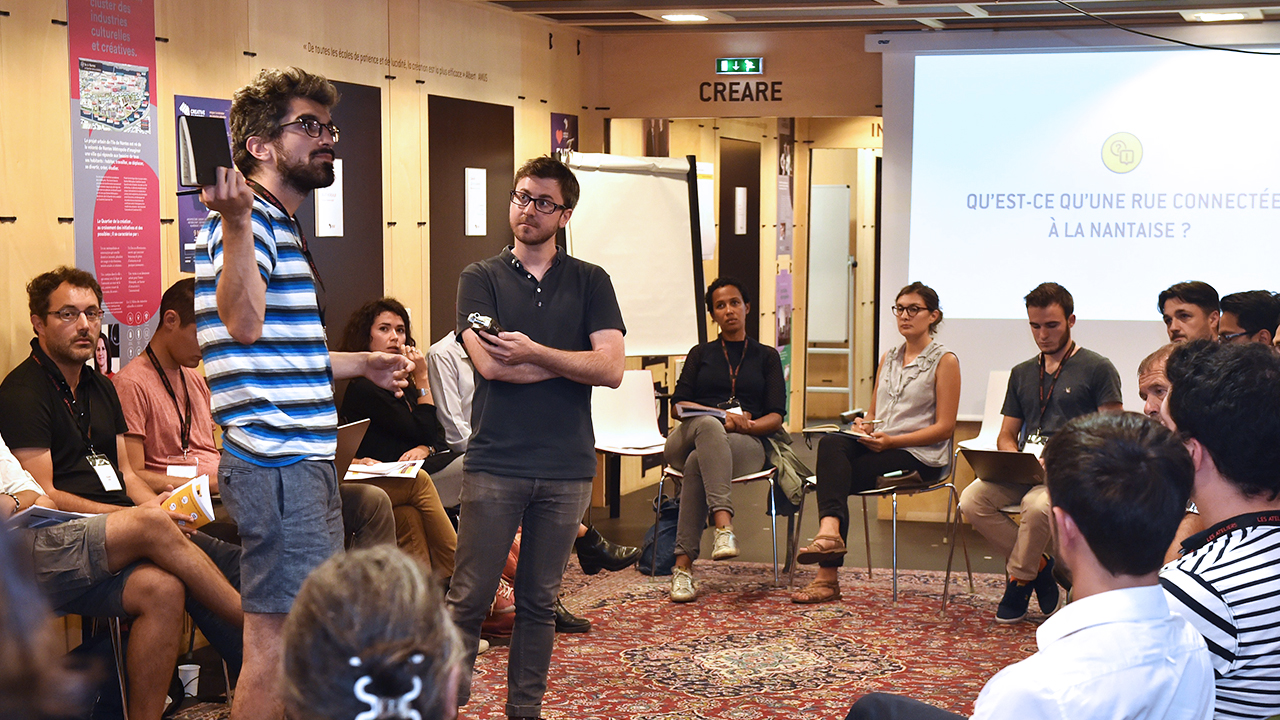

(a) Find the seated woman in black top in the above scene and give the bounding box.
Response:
[339,298,458,578]
[666,278,787,603]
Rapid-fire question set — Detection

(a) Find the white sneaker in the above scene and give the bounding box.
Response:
[711,526,739,560]
[477,638,491,655]
[670,566,697,602]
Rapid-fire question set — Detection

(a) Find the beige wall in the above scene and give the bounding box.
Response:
[600,28,882,120]
[0,0,602,375]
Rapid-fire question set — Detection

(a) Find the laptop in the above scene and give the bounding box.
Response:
[334,419,371,480]
[960,448,1045,485]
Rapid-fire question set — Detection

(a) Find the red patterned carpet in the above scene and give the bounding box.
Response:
[465,562,1043,720]
[176,562,1045,720]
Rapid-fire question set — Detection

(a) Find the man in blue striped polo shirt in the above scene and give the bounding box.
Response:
[1160,341,1280,720]
[194,67,411,720]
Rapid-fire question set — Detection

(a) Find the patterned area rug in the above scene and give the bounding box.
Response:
[176,562,1045,720]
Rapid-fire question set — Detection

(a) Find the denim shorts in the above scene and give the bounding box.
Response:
[218,451,343,614]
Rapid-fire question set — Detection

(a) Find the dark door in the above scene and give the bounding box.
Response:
[427,95,515,342]
[295,80,383,345]
[718,137,761,339]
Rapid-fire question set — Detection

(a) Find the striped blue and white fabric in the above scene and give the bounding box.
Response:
[194,194,336,466]
[1161,519,1280,720]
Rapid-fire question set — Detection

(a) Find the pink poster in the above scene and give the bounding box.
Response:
[68,0,161,362]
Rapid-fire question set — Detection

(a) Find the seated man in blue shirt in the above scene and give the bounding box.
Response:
[847,412,1213,720]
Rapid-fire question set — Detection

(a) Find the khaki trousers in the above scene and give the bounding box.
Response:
[351,469,457,577]
[958,479,1052,581]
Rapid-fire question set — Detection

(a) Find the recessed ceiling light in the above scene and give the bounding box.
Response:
[640,9,734,23]
[661,13,709,22]
[1180,8,1263,21]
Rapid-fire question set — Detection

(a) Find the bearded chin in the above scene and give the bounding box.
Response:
[278,155,335,194]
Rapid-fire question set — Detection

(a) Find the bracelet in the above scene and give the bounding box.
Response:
[2,492,20,513]
[417,387,429,398]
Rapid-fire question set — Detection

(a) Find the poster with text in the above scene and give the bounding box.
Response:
[552,113,578,153]
[69,0,161,365]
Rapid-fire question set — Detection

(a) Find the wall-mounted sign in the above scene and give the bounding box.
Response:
[700,81,783,103]
[716,57,763,75]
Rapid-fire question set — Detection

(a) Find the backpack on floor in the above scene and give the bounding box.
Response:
[637,494,680,576]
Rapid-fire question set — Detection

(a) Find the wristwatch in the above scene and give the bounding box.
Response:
[417,388,429,398]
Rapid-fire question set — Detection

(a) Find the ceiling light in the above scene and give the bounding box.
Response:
[1179,8,1263,22]
[661,13,709,22]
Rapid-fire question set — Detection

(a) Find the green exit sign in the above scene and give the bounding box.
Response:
[716,57,763,75]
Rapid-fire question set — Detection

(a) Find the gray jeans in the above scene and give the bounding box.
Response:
[446,470,591,718]
[665,415,766,561]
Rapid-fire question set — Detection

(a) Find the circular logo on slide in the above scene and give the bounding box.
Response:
[1102,132,1142,173]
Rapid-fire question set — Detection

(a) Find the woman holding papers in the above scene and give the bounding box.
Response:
[665,278,787,603]
[792,282,960,604]
[339,298,458,580]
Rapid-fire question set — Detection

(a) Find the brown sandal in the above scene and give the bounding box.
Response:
[791,578,842,604]
[796,534,847,565]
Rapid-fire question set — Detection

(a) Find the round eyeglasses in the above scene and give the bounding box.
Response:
[891,304,927,319]
[280,117,340,143]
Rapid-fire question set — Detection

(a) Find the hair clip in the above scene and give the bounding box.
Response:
[353,675,422,720]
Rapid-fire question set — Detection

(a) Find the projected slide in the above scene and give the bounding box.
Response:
[910,50,1280,321]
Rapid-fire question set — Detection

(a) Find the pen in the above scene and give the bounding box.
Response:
[177,188,202,196]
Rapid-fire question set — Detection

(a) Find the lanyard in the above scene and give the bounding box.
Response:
[719,337,747,403]
[1036,341,1076,431]
[244,178,327,299]
[144,345,192,454]
[30,352,97,454]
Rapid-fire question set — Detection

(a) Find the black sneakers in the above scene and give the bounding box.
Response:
[1033,556,1061,614]
[996,578,1034,623]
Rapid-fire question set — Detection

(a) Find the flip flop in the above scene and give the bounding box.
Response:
[796,533,848,565]
[791,578,842,604]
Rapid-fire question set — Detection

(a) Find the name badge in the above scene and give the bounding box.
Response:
[166,455,199,480]
[88,454,123,492]
[1023,437,1046,459]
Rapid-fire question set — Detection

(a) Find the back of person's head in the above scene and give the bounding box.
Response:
[895,281,943,334]
[1043,412,1193,577]
[283,546,460,720]
[157,277,196,326]
[1219,290,1280,336]
[1024,282,1073,317]
[1158,281,1219,315]
[231,67,339,177]
[0,526,90,719]
[514,156,579,210]
[1166,341,1280,501]
[704,277,752,313]
[26,266,103,319]
[340,297,414,353]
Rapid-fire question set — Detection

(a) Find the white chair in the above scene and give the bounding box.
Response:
[956,369,1011,453]
[656,465,783,584]
[592,369,666,518]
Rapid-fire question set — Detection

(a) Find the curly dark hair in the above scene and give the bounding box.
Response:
[704,277,751,314]
[339,298,414,353]
[231,67,339,177]
[1166,341,1280,501]
[26,266,102,319]
[1043,412,1193,577]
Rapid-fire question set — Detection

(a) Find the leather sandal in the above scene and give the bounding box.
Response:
[791,578,842,604]
[796,534,847,565]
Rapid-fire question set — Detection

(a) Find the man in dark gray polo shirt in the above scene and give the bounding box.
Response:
[447,156,625,720]
[959,282,1123,624]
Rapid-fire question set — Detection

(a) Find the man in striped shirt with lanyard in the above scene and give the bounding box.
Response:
[1160,341,1280,720]
[194,67,411,720]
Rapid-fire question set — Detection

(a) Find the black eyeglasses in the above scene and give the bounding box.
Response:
[891,304,927,318]
[280,117,340,143]
[1218,330,1252,344]
[48,307,104,323]
[510,190,569,215]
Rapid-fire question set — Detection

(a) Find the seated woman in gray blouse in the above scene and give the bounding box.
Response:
[792,282,960,604]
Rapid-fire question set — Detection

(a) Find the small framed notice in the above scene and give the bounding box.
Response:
[465,167,486,236]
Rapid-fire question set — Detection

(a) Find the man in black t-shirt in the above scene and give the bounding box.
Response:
[0,267,246,675]
[959,282,1123,623]
[446,157,626,719]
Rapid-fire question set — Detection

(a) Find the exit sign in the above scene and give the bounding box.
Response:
[716,57,763,75]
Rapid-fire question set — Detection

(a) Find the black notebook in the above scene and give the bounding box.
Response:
[178,115,233,187]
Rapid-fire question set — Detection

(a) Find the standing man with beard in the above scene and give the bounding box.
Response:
[959,282,1123,623]
[194,67,411,720]
[447,156,625,720]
